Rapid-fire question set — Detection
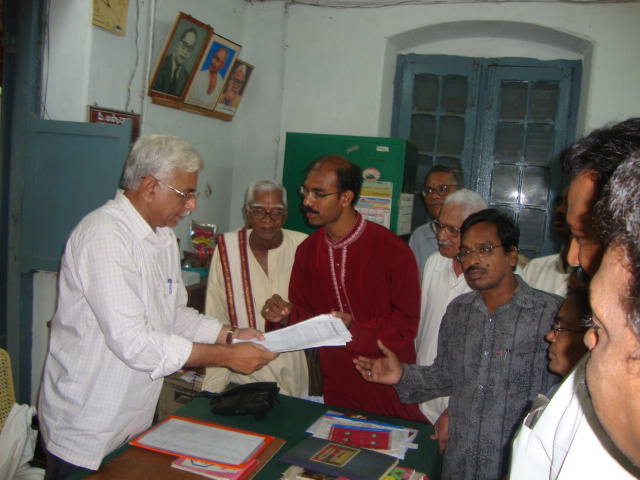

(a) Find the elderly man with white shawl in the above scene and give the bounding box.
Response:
[202,180,309,397]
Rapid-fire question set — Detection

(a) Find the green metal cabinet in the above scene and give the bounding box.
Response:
[282,132,418,236]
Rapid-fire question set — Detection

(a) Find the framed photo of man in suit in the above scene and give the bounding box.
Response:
[184,34,241,110]
[148,12,211,101]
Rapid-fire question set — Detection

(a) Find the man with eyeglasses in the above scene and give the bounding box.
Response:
[201,180,308,398]
[262,155,426,422]
[152,27,199,97]
[355,209,560,480]
[414,189,487,449]
[409,166,464,281]
[38,135,278,479]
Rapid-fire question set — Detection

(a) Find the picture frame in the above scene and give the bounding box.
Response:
[214,60,254,120]
[148,12,212,101]
[183,33,242,111]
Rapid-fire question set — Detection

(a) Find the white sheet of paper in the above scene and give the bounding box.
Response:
[135,417,264,466]
[240,314,352,353]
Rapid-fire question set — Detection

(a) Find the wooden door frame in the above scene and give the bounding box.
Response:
[1,0,44,403]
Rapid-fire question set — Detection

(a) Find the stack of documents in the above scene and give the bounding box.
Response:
[131,416,272,468]
[241,314,352,353]
[307,412,419,460]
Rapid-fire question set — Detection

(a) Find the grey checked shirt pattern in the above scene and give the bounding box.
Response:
[395,277,561,480]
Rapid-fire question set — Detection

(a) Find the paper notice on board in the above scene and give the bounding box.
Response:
[92,0,129,36]
[355,181,393,229]
[396,193,415,236]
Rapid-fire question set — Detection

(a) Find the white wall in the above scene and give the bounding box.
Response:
[34,0,640,399]
[42,0,640,235]
[277,2,640,162]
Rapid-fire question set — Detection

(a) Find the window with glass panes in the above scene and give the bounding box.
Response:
[392,55,580,258]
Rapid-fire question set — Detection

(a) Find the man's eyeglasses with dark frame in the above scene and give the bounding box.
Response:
[248,207,287,221]
[298,185,344,200]
[419,184,458,198]
[551,321,588,336]
[455,244,504,263]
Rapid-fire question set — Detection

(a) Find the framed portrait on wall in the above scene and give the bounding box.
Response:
[184,34,241,110]
[214,60,254,120]
[148,12,212,101]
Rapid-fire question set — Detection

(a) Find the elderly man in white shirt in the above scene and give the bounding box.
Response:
[415,189,487,449]
[203,180,309,397]
[38,134,278,479]
[409,166,464,280]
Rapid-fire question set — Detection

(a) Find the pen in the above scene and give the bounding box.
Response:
[503,349,511,363]
[168,278,173,294]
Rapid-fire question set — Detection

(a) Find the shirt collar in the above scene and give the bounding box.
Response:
[114,190,173,247]
[325,212,366,249]
[458,274,535,310]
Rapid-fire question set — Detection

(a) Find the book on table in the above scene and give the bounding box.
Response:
[171,457,259,480]
[279,437,399,480]
[281,465,427,480]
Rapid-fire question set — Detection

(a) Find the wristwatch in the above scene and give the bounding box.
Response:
[226,328,236,345]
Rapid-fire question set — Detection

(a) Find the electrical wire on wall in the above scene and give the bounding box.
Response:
[40,0,52,119]
[125,0,141,113]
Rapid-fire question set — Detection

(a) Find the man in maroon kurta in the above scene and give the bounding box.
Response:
[263,155,426,422]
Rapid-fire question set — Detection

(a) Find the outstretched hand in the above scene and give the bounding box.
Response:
[353,339,404,385]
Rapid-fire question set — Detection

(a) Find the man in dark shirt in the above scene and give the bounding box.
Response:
[354,209,560,480]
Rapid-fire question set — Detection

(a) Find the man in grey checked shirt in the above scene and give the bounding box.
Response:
[354,208,560,480]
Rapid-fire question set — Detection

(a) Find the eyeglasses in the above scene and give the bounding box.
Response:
[431,219,461,238]
[249,207,287,221]
[455,244,504,263]
[156,180,200,201]
[298,185,344,200]
[419,184,458,198]
[179,40,196,53]
[551,321,588,335]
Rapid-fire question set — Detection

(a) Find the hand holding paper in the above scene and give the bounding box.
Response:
[238,314,352,353]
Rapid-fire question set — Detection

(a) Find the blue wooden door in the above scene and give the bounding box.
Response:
[21,117,133,272]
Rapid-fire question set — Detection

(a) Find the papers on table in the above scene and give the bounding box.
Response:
[239,314,352,353]
[306,412,418,460]
[130,416,272,468]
